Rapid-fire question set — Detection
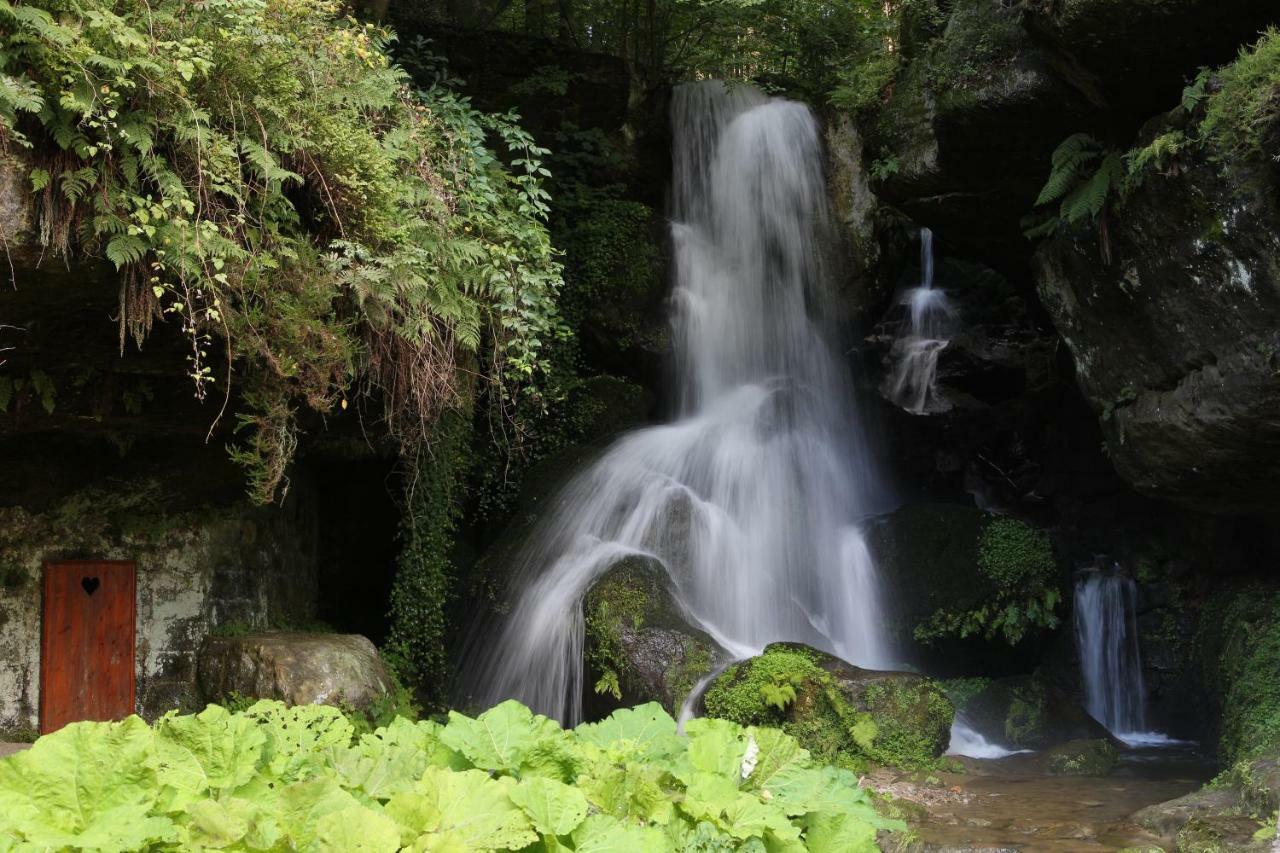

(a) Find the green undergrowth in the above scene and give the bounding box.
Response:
[1195,585,1280,768]
[0,699,903,851]
[0,0,565,501]
[704,645,951,771]
[916,517,1060,645]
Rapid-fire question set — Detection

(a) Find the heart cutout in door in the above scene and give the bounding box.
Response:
[81,576,101,596]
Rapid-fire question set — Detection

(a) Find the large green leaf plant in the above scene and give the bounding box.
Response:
[0,700,901,851]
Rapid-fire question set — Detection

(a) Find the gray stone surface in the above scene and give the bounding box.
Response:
[199,631,392,710]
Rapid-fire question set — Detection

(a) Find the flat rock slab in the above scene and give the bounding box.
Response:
[199,631,392,710]
[0,743,31,759]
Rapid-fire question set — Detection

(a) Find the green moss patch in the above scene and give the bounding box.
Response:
[703,643,954,770]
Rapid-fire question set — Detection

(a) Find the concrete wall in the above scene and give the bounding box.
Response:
[0,472,318,734]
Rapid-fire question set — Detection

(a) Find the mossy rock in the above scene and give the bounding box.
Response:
[1045,738,1118,776]
[703,642,954,770]
[1175,815,1272,853]
[582,556,727,717]
[946,672,1111,749]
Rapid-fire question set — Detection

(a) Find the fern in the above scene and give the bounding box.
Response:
[1025,134,1125,243]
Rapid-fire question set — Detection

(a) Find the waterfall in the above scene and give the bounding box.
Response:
[947,713,1030,760]
[460,81,893,725]
[885,228,956,414]
[1075,570,1161,744]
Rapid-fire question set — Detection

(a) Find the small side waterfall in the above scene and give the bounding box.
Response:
[1075,570,1163,744]
[885,228,956,414]
[459,81,893,725]
[947,714,1030,760]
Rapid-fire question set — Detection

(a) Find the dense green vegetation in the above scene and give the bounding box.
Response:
[0,0,565,501]
[0,700,902,851]
[703,645,953,771]
[915,518,1060,646]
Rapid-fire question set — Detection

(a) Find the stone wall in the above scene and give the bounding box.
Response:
[0,446,318,734]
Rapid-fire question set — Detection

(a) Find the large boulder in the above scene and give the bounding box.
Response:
[582,556,728,717]
[1044,737,1118,776]
[945,673,1112,750]
[1034,133,1280,513]
[703,642,954,769]
[198,632,392,711]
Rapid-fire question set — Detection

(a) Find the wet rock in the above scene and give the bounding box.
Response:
[198,632,392,711]
[1045,738,1118,776]
[1175,814,1272,853]
[950,673,1112,750]
[582,556,728,716]
[1132,788,1243,839]
[1033,132,1280,513]
[704,642,954,768]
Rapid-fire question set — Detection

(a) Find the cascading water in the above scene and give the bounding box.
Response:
[947,714,1030,760]
[885,228,956,415]
[1075,570,1172,745]
[460,81,893,725]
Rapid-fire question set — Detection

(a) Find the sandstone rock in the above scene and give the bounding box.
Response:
[1132,788,1243,839]
[198,632,392,711]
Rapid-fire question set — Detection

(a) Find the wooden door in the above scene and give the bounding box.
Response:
[40,560,136,733]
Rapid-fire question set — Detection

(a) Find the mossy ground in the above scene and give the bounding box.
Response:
[703,644,953,771]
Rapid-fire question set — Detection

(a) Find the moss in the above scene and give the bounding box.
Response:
[1193,585,1280,766]
[583,569,650,698]
[1005,681,1047,747]
[703,644,953,770]
[939,677,991,713]
[1201,29,1280,164]
[1176,815,1271,853]
[665,640,713,711]
[1045,738,1118,776]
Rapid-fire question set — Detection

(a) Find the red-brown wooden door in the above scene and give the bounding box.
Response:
[40,560,136,733]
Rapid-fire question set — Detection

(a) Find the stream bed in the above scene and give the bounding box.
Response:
[870,744,1213,851]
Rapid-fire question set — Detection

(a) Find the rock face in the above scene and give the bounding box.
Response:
[1035,148,1280,513]
[582,556,727,716]
[198,632,392,711]
[703,643,954,768]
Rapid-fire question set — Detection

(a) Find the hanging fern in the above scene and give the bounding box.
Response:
[1024,133,1126,255]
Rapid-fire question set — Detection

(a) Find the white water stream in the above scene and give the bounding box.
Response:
[885,228,955,414]
[1075,570,1177,746]
[461,81,893,725]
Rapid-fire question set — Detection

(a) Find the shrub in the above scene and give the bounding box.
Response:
[0,700,902,851]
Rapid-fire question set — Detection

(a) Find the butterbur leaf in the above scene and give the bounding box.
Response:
[508,776,588,836]
[396,766,537,850]
[683,717,749,780]
[154,704,267,806]
[577,761,673,825]
[277,778,363,850]
[742,727,808,791]
[801,810,881,853]
[571,814,668,853]
[313,804,402,852]
[574,703,682,762]
[440,699,564,774]
[177,798,248,849]
[0,716,173,850]
[243,701,353,782]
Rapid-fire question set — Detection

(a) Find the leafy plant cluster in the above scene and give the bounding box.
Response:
[916,517,1060,646]
[0,699,902,851]
[0,0,566,502]
[1026,29,1280,246]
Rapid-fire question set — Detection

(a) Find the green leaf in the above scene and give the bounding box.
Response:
[574,702,682,762]
[388,766,537,851]
[570,814,668,853]
[313,804,403,852]
[153,703,267,808]
[0,717,176,850]
[508,776,588,836]
[439,699,565,775]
